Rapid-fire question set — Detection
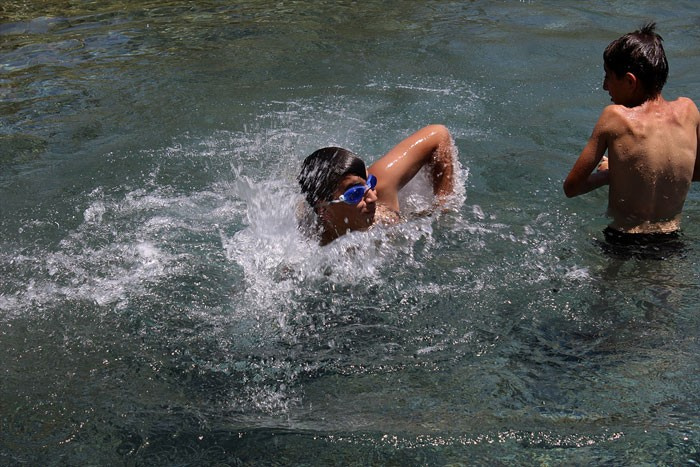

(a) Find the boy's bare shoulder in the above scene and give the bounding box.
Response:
[674,96,700,117]
[601,98,699,128]
[599,103,635,120]
[674,96,698,107]
[658,97,700,129]
[594,104,632,132]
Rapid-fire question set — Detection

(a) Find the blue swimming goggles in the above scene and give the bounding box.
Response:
[328,174,377,205]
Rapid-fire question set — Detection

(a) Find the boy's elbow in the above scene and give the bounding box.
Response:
[425,124,450,139]
[562,180,578,198]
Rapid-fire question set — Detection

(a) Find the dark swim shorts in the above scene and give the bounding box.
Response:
[600,227,686,259]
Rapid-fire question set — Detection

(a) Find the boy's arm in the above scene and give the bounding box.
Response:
[368,124,455,211]
[693,113,700,181]
[563,110,611,197]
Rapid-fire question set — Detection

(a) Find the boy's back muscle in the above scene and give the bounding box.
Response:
[606,97,700,232]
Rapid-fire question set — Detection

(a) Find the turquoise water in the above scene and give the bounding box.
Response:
[2,1,700,464]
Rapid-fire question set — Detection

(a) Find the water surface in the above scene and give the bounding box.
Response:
[2,1,700,464]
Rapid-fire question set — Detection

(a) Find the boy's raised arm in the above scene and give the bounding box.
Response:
[369,124,454,211]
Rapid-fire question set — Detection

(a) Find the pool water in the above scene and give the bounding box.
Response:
[2,1,700,464]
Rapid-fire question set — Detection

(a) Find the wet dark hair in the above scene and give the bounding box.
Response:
[298,147,367,206]
[603,22,668,96]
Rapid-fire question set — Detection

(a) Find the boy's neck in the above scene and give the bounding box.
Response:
[627,91,662,108]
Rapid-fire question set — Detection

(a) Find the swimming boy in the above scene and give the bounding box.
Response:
[298,124,455,245]
[563,23,700,243]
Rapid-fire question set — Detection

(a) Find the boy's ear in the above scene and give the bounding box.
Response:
[624,72,638,88]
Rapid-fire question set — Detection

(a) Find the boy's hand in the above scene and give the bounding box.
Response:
[597,156,609,171]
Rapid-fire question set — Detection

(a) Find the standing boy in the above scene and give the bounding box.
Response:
[564,23,700,244]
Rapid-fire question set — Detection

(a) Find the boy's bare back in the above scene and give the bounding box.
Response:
[604,96,700,233]
[564,23,700,236]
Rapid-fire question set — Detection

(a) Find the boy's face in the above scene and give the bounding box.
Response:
[319,173,377,234]
[602,65,633,106]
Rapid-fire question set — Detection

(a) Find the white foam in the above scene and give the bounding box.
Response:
[220,155,469,338]
[565,266,591,280]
